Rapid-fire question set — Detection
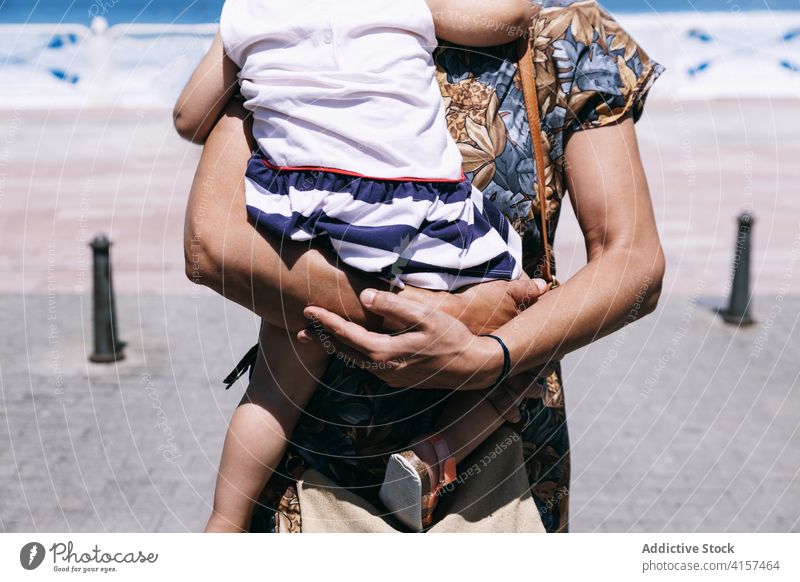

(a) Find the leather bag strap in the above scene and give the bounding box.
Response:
[516,32,555,285]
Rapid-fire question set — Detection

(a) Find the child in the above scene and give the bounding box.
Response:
[176,0,534,532]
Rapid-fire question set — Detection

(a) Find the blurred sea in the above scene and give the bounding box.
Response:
[1,0,799,108]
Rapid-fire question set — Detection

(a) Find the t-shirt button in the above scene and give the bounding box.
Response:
[322,30,333,44]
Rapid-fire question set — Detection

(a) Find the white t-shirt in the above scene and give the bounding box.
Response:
[220,0,464,180]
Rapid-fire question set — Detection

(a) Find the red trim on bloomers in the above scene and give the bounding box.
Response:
[260,157,466,184]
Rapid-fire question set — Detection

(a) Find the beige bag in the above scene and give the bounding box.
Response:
[295,426,545,533]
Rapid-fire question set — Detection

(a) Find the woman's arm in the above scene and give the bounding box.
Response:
[173,31,240,144]
[301,114,665,389]
[426,0,533,46]
[184,100,546,335]
[495,113,666,368]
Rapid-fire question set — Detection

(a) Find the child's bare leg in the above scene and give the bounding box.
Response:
[205,321,329,532]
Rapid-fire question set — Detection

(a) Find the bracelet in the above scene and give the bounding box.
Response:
[480,334,511,390]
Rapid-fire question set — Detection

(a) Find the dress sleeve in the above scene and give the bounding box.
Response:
[534,0,665,134]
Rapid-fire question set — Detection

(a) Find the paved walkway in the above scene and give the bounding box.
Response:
[565,295,800,532]
[0,292,256,532]
[1,292,797,532]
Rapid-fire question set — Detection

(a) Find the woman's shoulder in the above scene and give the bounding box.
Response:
[532,0,665,133]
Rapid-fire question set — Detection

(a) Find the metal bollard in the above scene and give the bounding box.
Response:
[89,234,126,362]
[720,212,755,326]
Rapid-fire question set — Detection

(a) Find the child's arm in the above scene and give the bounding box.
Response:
[426,0,534,47]
[173,31,240,145]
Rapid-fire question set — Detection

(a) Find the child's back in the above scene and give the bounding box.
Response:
[220,0,463,179]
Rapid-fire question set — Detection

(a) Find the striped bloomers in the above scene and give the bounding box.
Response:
[244,150,523,291]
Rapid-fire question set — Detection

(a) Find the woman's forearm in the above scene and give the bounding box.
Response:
[195,228,447,333]
[492,244,663,373]
[493,116,665,375]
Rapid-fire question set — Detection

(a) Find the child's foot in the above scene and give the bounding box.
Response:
[378,434,456,532]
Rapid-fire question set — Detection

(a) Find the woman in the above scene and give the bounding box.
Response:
[178,0,665,532]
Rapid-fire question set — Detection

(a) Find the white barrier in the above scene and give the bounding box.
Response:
[1,12,799,109]
[0,18,216,109]
[617,11,800,99]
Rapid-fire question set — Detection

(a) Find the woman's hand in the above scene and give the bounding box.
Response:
[298,282,548,390]
[445,276,549,335]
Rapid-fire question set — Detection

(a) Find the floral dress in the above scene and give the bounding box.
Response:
[248,0,664,533]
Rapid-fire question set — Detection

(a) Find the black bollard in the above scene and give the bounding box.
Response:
[721,212,755,326]
[89,234,126,362]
